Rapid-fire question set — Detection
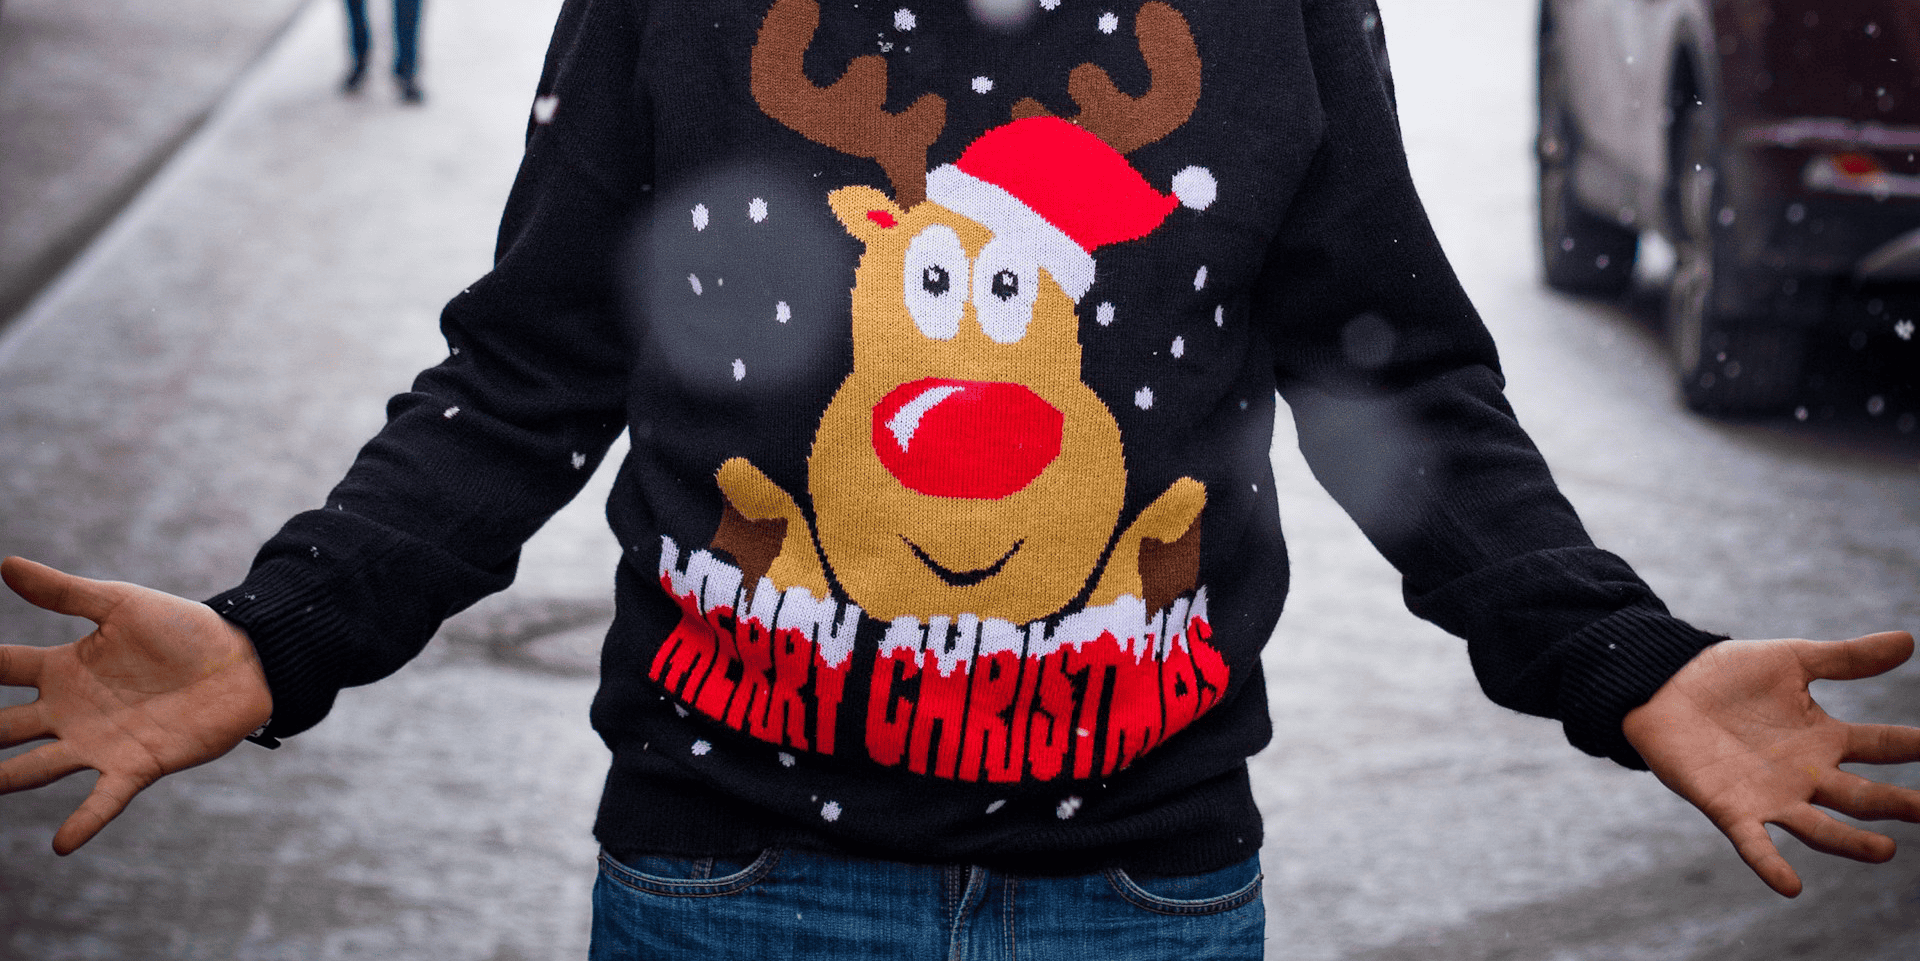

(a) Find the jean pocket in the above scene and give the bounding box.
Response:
[597,847,780,898]
[1104,856,1263,916]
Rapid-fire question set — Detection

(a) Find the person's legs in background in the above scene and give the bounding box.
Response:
[341,0,372,92]
[393,0,424,103]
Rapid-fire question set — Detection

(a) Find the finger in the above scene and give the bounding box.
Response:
[1845,722,1920,766]
[51,772,144,856]
[1722,818,1802,898]
[1814,769,1920,823]
[1777,805,1897,864]
[1795,631,1915,682]
[0,740,85,796]
[0,643,46,685]
[0,701,52,749]
[0,557,122,624]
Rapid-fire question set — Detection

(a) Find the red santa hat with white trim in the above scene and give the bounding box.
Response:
[925,115,1214,302]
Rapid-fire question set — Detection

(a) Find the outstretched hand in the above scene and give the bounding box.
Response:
[1623,631,1920,897]
[0,556,272,854]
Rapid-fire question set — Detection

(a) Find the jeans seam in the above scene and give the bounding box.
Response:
[597,846,781,898]
[1102,865,1264,916]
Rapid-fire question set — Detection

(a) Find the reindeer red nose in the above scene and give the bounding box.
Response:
[873,378,1062,499]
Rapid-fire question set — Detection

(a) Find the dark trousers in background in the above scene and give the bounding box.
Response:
[344,0,423,80]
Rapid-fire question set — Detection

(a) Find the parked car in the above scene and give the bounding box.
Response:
[1537,0,1920,412]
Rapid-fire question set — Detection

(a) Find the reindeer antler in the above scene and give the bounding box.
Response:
[751,0,948,207]
[1011,1,1200,155]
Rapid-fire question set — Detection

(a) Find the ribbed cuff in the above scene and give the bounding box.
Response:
[206,558,357,741]
[1557,605,1726,769]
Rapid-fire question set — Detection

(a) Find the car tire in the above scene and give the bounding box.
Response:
[1667,97,1803,414]
[1536,16,1638,296]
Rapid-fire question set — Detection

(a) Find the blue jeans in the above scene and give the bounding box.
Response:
[343,0,422,79]
[590,846,1264,960]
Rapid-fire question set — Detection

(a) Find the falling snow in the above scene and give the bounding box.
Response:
[571,452,587,469]
[776,301,792,323]
[1098,11,1119,33]
[1039,0,1059,9]
[443,406,460,418]
[1214,305,1225,326]
[1193,265,1208,290]
[779,752,797,767]
[973,76,994,94]
[692,203,710,231]
[1896,319,1915,341]
[1134,387,1153,409]
[821,800,843,822]
[1097,302,1116,326]
[689,273,704,295]
[1171,336,1185,358]
[675,704,690,717]
[986,800,1007,814]
[733,359,747,381]
[532,95,559,124]
[748,197,769,222]
[692,740,712,756]
[894,7,916,30]
[1056,796,1083,819]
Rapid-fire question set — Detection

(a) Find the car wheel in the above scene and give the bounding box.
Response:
[1536,17,1637,295]
[1667,98,1803,414]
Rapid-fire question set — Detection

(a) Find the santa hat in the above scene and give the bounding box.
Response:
[925,116,1214,302]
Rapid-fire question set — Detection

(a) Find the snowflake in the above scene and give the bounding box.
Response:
[748,197,769,222]
[688,273,704,295]
[894,7,916,30]
[1039,0,1059,9]
[532,95,559,124]
[1214,305,1225,327]
[779,752,797,768]
[821,800,843,822]
[571,452,587,469]
[733,359,747,381]
[674,704,690,717]
[1098,11,1119,33]
[692,203,710,231]
[1056,796,1083,819]
[1193,265,1208,290]
[972,76,994,94]
[776,301,792,323]
[985,799,1007,814]
[1134,387,1153,410]
[1170,336,1185,358]
[1096,301,1116,326]
[692,740,712,756]
[442,406,460,419]
[1896,319,1915,341]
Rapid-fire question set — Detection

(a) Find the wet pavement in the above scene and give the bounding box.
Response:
[1,0,1918,958]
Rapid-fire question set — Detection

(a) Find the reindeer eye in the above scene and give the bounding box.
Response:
[972,236,1040,344]
[903,225,967,341]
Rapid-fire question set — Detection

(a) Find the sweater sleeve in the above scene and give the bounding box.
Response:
[1256,0,1722,768]
[207,0,652,740]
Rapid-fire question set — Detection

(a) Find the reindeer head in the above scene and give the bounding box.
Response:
[748,0,1202,623]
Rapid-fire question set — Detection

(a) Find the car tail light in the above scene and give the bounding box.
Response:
[1802,152,1920,198]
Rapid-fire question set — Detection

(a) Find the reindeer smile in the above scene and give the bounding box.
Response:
[903,536,1024,587]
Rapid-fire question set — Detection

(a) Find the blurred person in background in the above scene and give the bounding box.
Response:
[342,0,425,103]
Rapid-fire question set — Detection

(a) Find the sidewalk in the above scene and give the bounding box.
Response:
[0,1,618,957]
[0,0,307,328]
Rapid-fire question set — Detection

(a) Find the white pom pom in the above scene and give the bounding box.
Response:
[1171,166,1217,211]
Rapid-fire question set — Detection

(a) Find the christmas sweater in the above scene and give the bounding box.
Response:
[210,0,1723,875]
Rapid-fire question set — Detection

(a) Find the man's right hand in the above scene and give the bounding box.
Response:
[0,556,273,854]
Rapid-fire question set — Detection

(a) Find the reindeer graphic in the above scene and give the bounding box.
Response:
[713,0,1211,625]
[649,0,1230,781]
